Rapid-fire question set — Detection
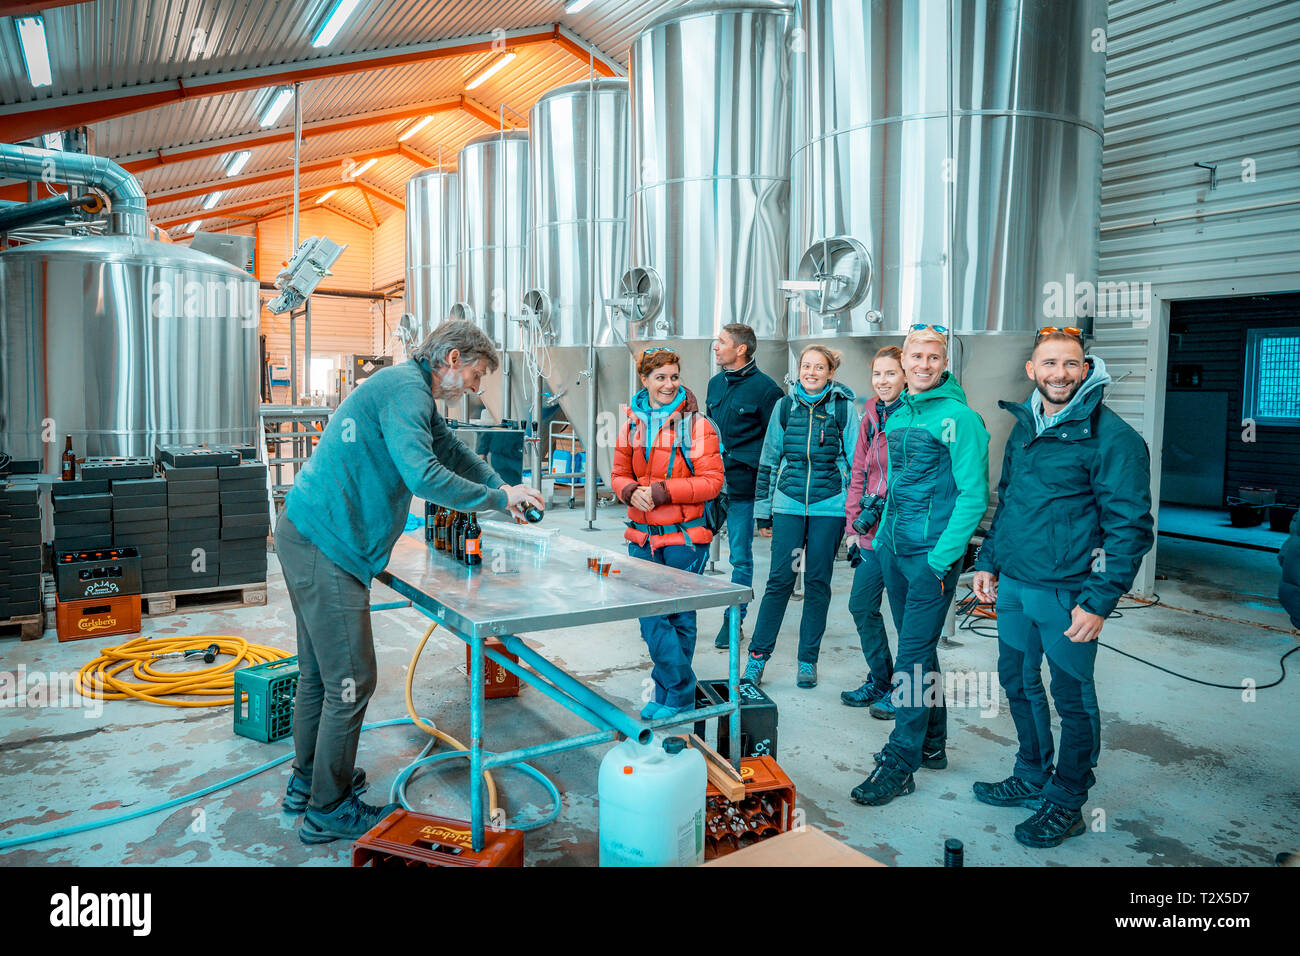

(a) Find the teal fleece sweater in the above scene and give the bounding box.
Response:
[284,358,507,585]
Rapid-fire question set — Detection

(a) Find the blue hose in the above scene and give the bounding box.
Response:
[390,748,563,833]
[0,717,416,853]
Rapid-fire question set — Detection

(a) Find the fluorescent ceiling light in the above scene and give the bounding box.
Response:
[352,158,376,176]
[259,87,294,128]
[315,190,337,205]
[312,0,362,48]
[397,115,433,142]
[565,0,596,13]
[202,191,223,210]
[186,221,202,234]
[225,150,252,176]
[16,17,52,88]
[465,52,516,91]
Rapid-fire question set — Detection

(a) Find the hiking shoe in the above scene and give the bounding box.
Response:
[743,653,767,686]
[796,661,818,688]
[972,775,1046,809]
[1014,799,1086,848]
[868,693,897,720]
[282,768,368,814]
[713,619,746,649]
[921,747,948,770]
[841,680,890,708]
[300,793,401,845]
[850,755,915,807]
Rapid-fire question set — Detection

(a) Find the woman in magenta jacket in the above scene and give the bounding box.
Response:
[841,346,906,716]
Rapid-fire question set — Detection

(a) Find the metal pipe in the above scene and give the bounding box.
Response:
[727,604,742,772]
[0,192,97,232]
[469,633,486,850]
[0,142,147,236]
[482,646,619,734]
[482,730,619,770]
[305,297,312,401]
[583,71,600,528]
[496,633,652,745]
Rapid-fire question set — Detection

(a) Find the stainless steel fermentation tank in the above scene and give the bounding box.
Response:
[788,0,1106,479]
[405,168,459,343]
[525,77,632,492]
[623,1,796,401]
[0,235,260,468]
[456,130,530,424]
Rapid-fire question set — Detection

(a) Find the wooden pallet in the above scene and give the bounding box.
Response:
[0,614,44,641]
[143,582,267,617]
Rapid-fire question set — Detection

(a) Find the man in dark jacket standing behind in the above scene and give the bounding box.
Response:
[973,330,1154,849]
[277,320,544,845]
[706,324,785,647]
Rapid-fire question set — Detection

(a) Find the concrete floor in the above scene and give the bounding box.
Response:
[1,501,1296,867]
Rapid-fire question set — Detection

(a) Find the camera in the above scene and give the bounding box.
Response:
[852,493,885,535]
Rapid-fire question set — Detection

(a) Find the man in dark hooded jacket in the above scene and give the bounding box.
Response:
[973,330,1154,849]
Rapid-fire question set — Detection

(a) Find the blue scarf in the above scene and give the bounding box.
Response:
[632,387,686,451]
[794,381,829,405]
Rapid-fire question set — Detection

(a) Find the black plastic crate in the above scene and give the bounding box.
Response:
[692,678,779,760]
[80,457,155,481]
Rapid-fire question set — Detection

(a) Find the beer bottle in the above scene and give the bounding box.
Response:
[434,506,447,551]
[465,513,482,565]
[453,511,467,560]
[61,435,76,481]
[424,502,436,543]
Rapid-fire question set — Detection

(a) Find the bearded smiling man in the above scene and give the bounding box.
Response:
[972,328,1154,849]
[275,319,544,845]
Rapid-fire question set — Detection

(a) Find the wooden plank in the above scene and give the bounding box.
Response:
[1,614,45,641]
[684,733,746,802]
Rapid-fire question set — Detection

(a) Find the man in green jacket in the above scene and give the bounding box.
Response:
[850,325,990,806]
[972,330,1154,848]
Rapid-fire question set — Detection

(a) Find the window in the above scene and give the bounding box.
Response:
[1243,327,1300,426]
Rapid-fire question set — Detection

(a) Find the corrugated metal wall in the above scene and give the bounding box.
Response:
[1093,0,1300,594]
[372,210,406,292]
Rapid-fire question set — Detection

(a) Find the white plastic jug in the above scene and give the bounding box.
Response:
[598,735,706,866]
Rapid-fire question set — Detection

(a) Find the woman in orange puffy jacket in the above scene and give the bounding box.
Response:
[611,347,725,720]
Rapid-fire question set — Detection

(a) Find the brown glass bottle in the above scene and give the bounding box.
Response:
[60,435,76,481]
[464,513,482,565]
[432,506,446,551]
[452,511,467,560]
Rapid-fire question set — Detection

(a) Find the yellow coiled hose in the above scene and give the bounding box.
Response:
[77,635,290,706]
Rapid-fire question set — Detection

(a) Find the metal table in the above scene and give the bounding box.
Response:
[377,525,751,851]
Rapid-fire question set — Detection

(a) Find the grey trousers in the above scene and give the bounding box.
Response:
[276,515,377,812]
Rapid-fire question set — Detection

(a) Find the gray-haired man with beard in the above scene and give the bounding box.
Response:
[276,319,545,845]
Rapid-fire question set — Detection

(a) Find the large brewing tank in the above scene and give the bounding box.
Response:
[0,234,260,469]
[525,76,631,490]
[405,168,459,343]
[788,0,1106,478]
[623,1,795,398]
[457,129,530,422]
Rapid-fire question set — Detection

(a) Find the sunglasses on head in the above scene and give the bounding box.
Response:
[643,347,672,355]
[910,324,949,334]
[1036,326,1084,341]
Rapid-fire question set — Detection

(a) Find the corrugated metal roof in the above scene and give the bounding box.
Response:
[0,0,679,234]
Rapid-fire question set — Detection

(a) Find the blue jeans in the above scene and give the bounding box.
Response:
[876,547,959,773]
[995,576,1101,811]
[847,544,893,692]
[749,513,844,664]
[628,541,711,708]
[725,496,756,619]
